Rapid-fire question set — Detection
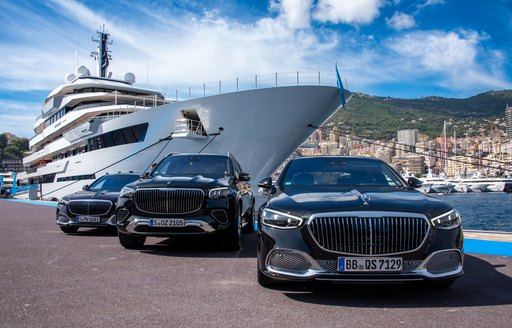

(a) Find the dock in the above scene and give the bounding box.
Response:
[0,199,511,328]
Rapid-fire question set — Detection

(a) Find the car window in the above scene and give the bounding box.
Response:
[280,158,404,190]
[88,175,138,192]
[152,155,231,178]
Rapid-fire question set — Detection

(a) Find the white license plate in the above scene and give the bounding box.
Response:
[77,216,101,223]
[150,218,185,227]
[338,257,403,272]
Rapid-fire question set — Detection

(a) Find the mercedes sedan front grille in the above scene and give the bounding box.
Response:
[308,213,430,255]
[134,188,204,214]
[68,200,113,216]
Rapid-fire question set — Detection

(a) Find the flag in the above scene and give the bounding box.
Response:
[335,63,347,109]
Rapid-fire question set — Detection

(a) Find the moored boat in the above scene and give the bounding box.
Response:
[17,29,342,200]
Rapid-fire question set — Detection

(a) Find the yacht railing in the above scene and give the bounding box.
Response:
[174,119,207,136]
[30,71,338,142]
[171,71,338,101]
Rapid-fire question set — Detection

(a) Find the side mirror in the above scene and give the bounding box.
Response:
[140,172,150,179]
[82,185,89,191]
[238,172,251,182]
[407,177,423,189]
[258,177,273,189]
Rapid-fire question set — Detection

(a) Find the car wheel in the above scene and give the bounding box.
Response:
[118,232,146,249]
[59,226,79,234]
[222,207,242,250]
[242,199,255,233]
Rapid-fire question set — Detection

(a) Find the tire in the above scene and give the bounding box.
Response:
[242,199,255,233]
[222,207,242,250]
[59,226,79,234]
[118,232,146,249]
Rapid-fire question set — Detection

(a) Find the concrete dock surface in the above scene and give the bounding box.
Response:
[0,199,511,328]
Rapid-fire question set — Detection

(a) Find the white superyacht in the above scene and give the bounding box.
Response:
[18,30,342,199]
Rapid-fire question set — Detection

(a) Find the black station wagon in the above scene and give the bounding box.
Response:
[257,156,463,287]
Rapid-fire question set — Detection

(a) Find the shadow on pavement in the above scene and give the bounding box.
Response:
[138,232,258,259]
[282,254,512,308]
[61,227,118,237]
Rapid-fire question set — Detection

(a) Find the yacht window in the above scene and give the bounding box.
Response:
[112,130,125,145]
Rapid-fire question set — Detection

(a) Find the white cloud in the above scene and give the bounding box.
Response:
[386,12,416,31]
[384,30,511,91]
[271,0,313,29]
[0,101,40,138]
[387,30,481,71]
[418,0,445,9]
[313,0,383,25]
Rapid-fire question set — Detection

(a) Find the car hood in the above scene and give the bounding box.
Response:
[267,189,452,219]
[62,191,119,202]
[127,175,232,190]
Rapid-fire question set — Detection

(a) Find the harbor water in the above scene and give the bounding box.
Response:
[432,192,512,232]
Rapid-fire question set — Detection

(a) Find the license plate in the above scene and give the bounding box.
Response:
[77,216,101,223]
[150,218,185,227]
[338,257,402,272]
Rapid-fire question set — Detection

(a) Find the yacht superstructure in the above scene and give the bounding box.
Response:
[18,29,342,199]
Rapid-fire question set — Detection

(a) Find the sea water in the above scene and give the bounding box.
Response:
[432,192,512,232]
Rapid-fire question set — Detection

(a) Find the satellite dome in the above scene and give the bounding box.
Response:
[124,72,136,84]
[65,73,76,83]
[75,65,90,77]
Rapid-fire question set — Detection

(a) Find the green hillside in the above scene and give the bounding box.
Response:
[326,90,512,140]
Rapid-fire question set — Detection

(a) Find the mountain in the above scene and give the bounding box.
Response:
[326,90,512,140]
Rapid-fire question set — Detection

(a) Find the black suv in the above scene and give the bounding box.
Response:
[116,153,255,250]
[56,173,140,233]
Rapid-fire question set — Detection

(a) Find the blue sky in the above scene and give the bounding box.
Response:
[1,0,512,138]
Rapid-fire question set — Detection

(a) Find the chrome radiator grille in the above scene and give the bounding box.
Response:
[69,200,112,216]
[308,214,430,255]
[134,188,204,214]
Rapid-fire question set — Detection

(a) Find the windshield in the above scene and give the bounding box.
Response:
[88,174,138,192]
[152,155,231,178]
[278,157,406,192]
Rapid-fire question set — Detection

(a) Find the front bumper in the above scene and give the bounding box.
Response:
[117,214,225,236]
[56,213,116,228]
[257,219,464,284]
[259,247,463,283]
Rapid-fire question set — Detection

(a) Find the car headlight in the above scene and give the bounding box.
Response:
[119,186,135,198]
[431,209,461,230]
[261,208,303,229]
[209,187,232,198]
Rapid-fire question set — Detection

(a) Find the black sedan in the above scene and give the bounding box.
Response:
[257,156,463,287]
[56,173,140,233]
[116,153,255,250]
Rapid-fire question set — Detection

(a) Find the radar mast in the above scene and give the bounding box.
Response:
[90,25,112,78]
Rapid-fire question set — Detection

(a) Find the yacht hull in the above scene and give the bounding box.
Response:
[19,85,341,199]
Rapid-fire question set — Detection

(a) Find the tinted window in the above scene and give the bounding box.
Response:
[279,157,404,191]
[88,175,139,192]
[152,155,231,178]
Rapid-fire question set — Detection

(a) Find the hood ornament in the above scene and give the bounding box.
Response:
[352,189,371,206]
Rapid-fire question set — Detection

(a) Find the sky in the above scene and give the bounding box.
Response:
[1,0,512,138]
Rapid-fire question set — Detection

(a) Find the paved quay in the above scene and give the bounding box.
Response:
[1,199,511,328]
